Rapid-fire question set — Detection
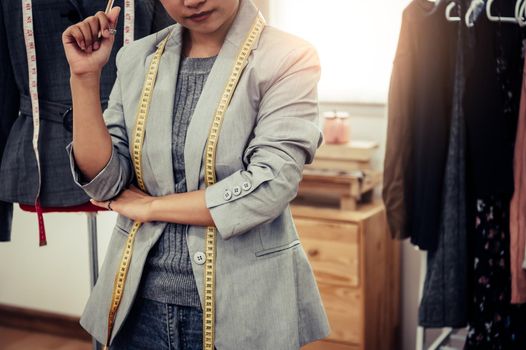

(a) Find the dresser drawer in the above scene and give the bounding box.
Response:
[319,283,362,344]
[294,218,360,287]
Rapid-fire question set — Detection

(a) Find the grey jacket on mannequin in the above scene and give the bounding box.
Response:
[0,0,174,242]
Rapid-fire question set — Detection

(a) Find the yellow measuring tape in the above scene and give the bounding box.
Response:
[103,13,265,350]
[102,29,174,350]
[202,14,265,350]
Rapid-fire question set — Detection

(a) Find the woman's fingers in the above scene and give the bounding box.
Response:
[63,6,120,52]
[86,16,101,50]
[90,198,112,209]
[95,11,111,39]
[79,21,93,52]
[62,6,121,75]
[99,7,121,51]
[107,6,121,29]
[66,25,86,51]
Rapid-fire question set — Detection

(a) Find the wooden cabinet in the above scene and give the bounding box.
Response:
[293,202,400,350]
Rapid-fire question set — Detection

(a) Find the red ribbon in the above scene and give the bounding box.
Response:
[20,201,109,246]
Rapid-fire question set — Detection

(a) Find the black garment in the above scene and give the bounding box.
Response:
[385,0,458,251]
[407,0,458,251]
[462,5,526,346]
[419,12,468,327]
[465,196,526,350]
[0,202,13,242]
[418,0,525,329]
[0,1,18,242]
[463,2,523,199]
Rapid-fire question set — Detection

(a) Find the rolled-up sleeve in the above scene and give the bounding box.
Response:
[65,46,133,202]
[205,44,323,240]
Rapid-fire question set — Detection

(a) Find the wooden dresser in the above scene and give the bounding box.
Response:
[293,201,400,350]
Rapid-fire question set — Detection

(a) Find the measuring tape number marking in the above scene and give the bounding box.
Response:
[102,26,172,350]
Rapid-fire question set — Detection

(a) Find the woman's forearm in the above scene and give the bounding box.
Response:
[70,72,113,182]
[150,189,215,227]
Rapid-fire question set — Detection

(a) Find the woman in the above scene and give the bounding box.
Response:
[62,0,329,349]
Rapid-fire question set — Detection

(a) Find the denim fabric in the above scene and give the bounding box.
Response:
[111,297,206,350]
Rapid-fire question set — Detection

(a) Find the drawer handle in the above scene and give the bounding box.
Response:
[308,249,319,257]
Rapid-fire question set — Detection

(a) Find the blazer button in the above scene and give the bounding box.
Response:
[233,186,241,196]
[224,189,233,201]
[242,181,252,191]
[193,252,207,265]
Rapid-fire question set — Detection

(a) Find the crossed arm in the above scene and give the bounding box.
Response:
[88,185,215,227]
[67,58,214,227]
[67,43,322,240]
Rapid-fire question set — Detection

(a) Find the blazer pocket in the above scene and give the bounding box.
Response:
[114,223,129,237]
[255,239,301,258]
[115,215,133,236]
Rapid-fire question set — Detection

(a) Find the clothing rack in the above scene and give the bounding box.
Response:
[412,1,524,348]
[86,212,101,350]
[442,0,526,26]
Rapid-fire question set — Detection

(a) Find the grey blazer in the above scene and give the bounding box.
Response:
[65,0,330,348]
[0,0,173,242]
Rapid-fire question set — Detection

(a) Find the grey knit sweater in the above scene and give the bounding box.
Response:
[138,54,217,307]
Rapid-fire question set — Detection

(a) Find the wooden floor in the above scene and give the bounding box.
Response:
[0,326,91,350]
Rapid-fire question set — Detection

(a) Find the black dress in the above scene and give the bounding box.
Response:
[462,2,526,348]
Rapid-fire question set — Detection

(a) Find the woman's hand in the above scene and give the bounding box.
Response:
[90,184,156,223]
[62,7,121,77]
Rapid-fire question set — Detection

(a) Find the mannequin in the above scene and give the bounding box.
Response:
[0,0,174,245]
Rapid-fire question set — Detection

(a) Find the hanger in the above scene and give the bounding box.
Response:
[465,0,485,27]
[466,0,526,27]
[486,0,519,24]
[446,1,462,22]
[517,0,526,26]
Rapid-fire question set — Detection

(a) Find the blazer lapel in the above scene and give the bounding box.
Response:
[143,25,183,196]
[184,0,262,192]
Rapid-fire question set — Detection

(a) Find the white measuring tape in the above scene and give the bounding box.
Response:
[21,0,134,246]
[123,0,134,45]
[22,0,45,246]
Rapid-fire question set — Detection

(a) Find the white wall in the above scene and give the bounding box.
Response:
[0,209,115,317]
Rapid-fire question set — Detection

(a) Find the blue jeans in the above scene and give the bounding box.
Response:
[111,297,205,350]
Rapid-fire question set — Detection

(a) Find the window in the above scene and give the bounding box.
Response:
[268,0,411,104]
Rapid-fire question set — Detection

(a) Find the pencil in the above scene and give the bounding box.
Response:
[105,0,115,14]
[97,0,116,39]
